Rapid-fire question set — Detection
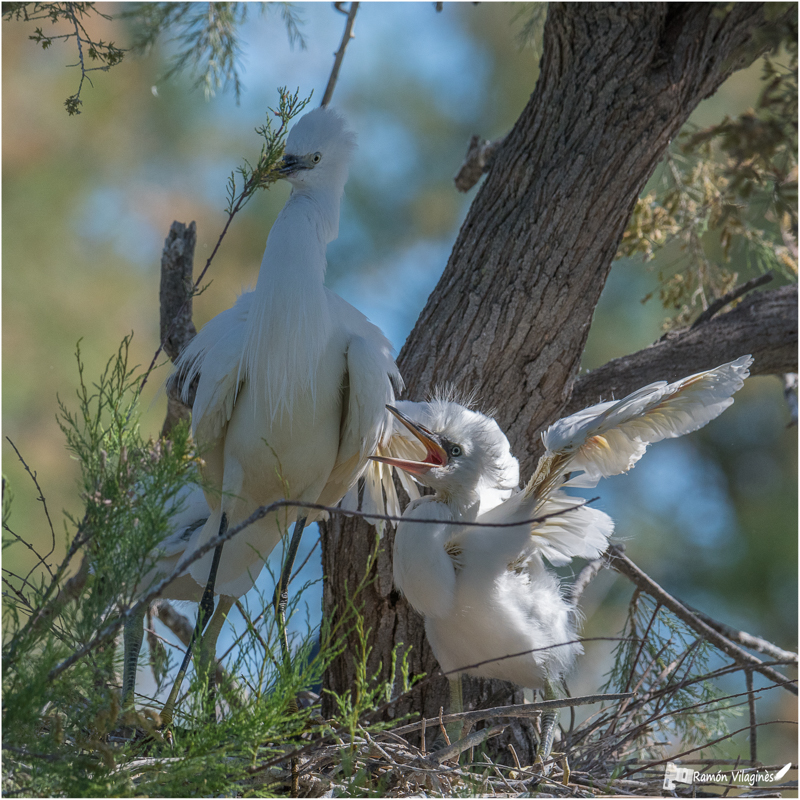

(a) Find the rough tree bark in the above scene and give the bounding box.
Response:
[159,221,197,437]
[320,2,797,761]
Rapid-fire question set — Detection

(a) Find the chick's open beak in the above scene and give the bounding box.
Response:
[369,405,449,476]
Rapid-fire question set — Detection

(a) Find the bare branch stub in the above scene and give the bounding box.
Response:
[159,221,198,436]
[160,221,198,361]
[453,134,505,193]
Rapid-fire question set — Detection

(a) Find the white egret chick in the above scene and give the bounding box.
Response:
[133,107,402,725]
[373,356,752,761]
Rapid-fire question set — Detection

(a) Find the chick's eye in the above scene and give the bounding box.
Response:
[450,445,462,458]
[311,152,322,164]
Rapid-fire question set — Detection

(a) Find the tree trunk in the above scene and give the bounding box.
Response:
[320,2,793,762]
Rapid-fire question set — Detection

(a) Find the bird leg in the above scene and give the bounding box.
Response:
[535,679,560,772]
[195,594,235,721]
[122,604,147,708]
[272,515,307,669]
[446,675,464,746]
[160,513,227,730]
[271,515,307,799]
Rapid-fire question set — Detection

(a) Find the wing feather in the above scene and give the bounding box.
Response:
[170,293,251,449]
[545,355,752,488]
[315,329,402,521]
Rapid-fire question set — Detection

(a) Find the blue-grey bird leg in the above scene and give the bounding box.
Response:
[196,594,234,719]
[122,604,147,707]
[160,513,227,730]
[271,514,307,799]
[273,515,308,669]
[536,679,560,772]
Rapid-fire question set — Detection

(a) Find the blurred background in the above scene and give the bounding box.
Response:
[3,2,796,764]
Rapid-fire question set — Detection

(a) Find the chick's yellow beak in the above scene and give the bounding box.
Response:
[369,405,449,476]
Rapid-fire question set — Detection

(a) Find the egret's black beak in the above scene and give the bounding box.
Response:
[369,405,449,476]
[277,154,304,176]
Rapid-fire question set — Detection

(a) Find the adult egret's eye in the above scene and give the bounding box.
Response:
[311,152,322,164]
[450,445,462,458]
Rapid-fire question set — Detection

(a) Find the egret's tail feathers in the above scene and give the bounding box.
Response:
[361,457,387,531]
[356,446,420,532]
[340,483,359,514]
[529,492,614,566]
[541,355,752,489]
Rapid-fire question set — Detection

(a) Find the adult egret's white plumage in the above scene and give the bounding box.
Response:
[123,107,402,722]
[373,356,752,759]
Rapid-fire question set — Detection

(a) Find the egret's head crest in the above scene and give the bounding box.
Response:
[283,106,357,187]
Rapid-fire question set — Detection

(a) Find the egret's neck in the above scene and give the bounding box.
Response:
[431,489,480,523]
[282,186,343,244]
[242,190,340,419]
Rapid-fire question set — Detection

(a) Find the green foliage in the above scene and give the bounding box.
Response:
[224,87,312,217]
[2,338,201,793]
[619,28,798,327]
[2,340,420,796]
[325,591,415,754]
[3,2,306,114]
[2,2,125,115]
[125,2,306,102]
[598,593,738,760]
[514,2,548,54]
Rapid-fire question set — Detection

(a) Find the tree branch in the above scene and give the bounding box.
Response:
[606,545,797,696]
[690,272,774,329]
[566,284,797,419]
[321,2,359,108]
[677,600,798,666]
[321,3,797,754]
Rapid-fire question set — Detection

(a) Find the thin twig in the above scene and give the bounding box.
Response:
[289,535,320,585]
[151,598,236,692]
[569,554,606,607]
[8,512,91,657]
[5,437,56,580]
[678,598,798,664]
[2,576,35,609]
[234,598,279,671]
[623,720,797,778]
[431,724,506,764]
[387,692,634,737]
[607,545,797,695]
[746,669,758,766]
[438,706,450,746]
[321,2,359,107]
[484,751,517,792]
[691,272,773,328]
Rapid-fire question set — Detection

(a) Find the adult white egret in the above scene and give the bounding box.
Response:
[125,107,402,724]
[372,356,752,761]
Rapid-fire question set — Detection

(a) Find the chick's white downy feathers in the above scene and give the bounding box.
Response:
[383,357,751,691]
